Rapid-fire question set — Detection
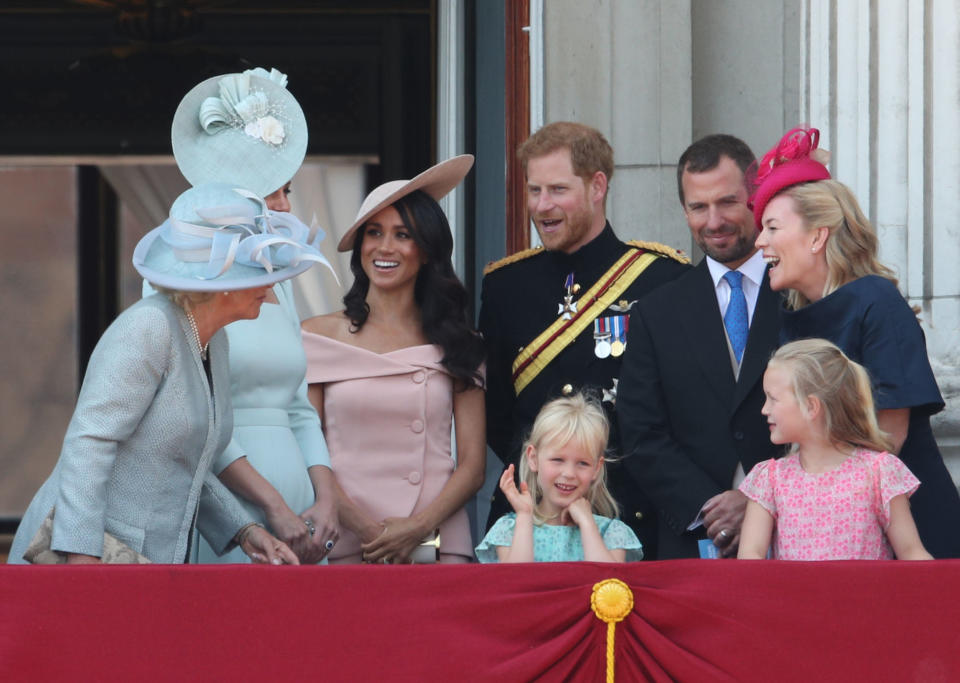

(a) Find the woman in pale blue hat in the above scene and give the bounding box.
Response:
[8,183,322,564]
[168,67,339,564]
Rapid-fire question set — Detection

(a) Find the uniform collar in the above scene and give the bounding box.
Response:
[550,221,622,272]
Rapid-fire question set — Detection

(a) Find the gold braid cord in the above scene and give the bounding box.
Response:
[626,239,690,265]
[482,246,544,275]
[590,579,634,683]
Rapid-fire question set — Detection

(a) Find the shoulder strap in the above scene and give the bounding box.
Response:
[483,246,544,275]
[626,239,690,264]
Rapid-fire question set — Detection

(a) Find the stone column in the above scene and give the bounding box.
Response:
[802,0,960,483]
[542,0,693,251]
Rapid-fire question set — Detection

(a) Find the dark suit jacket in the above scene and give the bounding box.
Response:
[616,259,783,559]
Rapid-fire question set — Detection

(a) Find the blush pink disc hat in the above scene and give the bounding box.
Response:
[749,127,831,227]
[337,155,475,252]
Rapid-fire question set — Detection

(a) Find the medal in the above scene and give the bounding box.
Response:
[593,318,612,358]
[558,272,578,320]
[610,315,627,357]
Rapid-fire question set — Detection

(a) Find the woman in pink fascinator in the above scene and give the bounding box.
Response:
[751,126,960,558]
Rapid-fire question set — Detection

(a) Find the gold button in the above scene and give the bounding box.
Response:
[572,283,582,294]
[634,512,644,520]
[562,384,573,395]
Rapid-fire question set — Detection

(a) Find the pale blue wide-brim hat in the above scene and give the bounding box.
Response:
[171,68,308,198]
[133,183,333,292]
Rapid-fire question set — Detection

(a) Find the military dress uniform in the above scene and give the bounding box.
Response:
[479,222,689,556]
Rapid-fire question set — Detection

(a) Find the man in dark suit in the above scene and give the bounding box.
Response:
[617,134,783,559]
[480,122,689,552]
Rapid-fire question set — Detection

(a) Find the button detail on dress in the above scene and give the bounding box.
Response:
[634,511,644,521]
[411,419,424,433]
[408,471,422,485]
[562,384,574,396]
[733,431,744,441]
[412,371,426,384]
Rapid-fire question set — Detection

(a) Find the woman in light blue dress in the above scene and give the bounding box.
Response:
[170,67,339,564]
[193,277,335,563]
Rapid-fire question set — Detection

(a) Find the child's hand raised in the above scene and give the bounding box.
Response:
[560,496,593,528]
[499,464,534,516]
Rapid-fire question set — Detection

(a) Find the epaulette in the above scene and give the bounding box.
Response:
[627,240,690,265]
[483,246,545,275]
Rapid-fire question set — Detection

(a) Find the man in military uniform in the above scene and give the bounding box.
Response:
[479,121,689,555]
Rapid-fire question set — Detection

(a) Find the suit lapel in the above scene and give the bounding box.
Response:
[732,270,782,409]
[677,261,737,402]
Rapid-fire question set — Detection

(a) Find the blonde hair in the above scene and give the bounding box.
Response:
[519,393,619,524]
[149,284,216,310]
[784,180,897,310]
[769,339,893,453]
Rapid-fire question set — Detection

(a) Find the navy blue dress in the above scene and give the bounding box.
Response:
[781,275,960,558]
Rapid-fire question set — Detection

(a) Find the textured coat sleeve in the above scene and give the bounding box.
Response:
[196,471,253,555]
[51,306,173,557]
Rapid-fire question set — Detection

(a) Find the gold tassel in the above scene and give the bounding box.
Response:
[590,579,634,683]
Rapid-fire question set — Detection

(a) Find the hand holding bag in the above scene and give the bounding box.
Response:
[23,508,152,564]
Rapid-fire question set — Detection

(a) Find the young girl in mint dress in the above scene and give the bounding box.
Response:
[476,393,642,563]
[738,339,932,561]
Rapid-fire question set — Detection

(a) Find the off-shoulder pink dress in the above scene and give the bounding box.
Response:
[302,330,473,562]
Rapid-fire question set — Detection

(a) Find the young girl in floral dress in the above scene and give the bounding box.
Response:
[476,393,642,563]
[738,339,932,560]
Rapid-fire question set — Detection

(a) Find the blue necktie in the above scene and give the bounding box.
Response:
[723,270,748,363]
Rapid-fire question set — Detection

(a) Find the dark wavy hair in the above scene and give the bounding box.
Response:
[343,189,485,389]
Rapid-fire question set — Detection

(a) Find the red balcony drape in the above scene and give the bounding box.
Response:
[2,560,957,682]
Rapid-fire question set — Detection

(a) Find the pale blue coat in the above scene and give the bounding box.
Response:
[9,295,252,564]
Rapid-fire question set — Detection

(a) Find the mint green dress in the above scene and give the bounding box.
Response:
[475,513,643,562]
[193,279,332,564]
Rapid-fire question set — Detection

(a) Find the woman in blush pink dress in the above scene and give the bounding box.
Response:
[301,156,485,564]
[738,339,932,561]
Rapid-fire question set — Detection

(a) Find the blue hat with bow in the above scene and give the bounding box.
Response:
[133,183,334,292]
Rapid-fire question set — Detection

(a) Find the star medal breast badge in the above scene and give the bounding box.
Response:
[558,272,578,320]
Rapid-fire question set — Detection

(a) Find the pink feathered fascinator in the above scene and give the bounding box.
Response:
[749,126,832,226]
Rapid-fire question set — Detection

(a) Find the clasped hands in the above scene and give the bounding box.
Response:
[360,516,429,564]
[264,498,339,564]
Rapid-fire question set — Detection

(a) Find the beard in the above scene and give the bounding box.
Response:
[696,226,756,265]
[535,205,595,254]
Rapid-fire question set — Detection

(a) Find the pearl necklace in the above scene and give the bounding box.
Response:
[185,310,209,361]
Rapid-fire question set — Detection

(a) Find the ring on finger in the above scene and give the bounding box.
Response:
[324,539,335,551]
[718,529,729,539]
[304,519,316,536]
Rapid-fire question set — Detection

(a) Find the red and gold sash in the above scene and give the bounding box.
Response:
[511,249,660,395]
